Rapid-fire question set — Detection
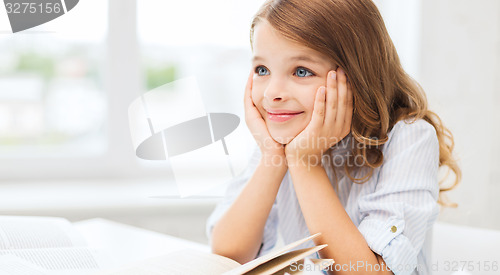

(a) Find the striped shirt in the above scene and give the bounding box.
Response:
[206,118,440,275]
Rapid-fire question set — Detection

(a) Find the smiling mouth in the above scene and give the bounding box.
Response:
[266,111,304,122]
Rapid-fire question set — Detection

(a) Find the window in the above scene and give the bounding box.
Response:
[0,1,108,158]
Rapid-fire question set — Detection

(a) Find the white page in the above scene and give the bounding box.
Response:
[95,249,240,275]
[223,233,322,275]
[0,216,87,250]
[244,245,329,275]
[0,247,114,275]
[0,255,49,275]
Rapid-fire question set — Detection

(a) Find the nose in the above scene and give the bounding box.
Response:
[263,77,287,102]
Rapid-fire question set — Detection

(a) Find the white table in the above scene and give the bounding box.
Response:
[74,218,210,268]
[73,218,500,275]
[431,222,500,275]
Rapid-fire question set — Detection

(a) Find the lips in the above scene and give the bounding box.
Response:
[266,109,304,122]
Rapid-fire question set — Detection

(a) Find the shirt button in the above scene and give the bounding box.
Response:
[391,226,397,233]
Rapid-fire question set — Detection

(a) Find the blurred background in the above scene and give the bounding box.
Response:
[0,0,498,245]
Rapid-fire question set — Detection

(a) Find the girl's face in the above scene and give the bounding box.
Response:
[251,20,337,144]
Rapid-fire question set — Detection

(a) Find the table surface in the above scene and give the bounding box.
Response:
[73,218,500,275]
[74,218,211,268]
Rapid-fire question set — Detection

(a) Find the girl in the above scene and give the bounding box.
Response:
[207,0,461,274]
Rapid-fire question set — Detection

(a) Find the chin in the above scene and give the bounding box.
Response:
[271,136,293,145]
[268,128,298,145]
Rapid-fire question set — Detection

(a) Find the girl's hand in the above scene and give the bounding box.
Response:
[244,71,286,161]
[285,68,353,168]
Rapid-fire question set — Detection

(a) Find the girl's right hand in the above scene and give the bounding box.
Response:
[243,70,286,162]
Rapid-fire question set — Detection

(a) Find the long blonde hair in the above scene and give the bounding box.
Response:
[250,0,461,207]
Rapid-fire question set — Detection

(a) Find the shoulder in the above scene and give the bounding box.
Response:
[382,118,439,156]
[371,118,440,199]
[388,118,437,140]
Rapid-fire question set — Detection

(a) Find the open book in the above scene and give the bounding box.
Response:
[0,216,112,275]
[96,232,334,275]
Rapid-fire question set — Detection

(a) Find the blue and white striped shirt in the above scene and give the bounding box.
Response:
[206,118,440,275]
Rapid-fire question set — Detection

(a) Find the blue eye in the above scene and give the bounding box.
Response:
[254,66,314,77]
[255,66,269,76]
[295,67,314,77]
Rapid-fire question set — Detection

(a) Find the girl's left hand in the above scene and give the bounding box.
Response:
[285,67,353,167]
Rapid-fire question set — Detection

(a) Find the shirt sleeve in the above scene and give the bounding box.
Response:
[357,119,440,275]
[205,146,280,259]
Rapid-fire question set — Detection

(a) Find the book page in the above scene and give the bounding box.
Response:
[0,216,87,250]
[95,249,241,275]
[223,233,321,275]
[0,247,114,275]
[243,245,330,275]
[0,255,49,275]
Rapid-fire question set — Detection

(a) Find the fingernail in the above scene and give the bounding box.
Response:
[330,71,337,80]
[319,86,326,95]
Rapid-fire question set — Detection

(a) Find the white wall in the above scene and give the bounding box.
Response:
[419,0,500,230]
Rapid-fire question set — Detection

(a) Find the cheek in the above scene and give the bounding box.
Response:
[301,93,317,114]
[305,99,316,113]
[297,88,319,123]
[251,83,265,107]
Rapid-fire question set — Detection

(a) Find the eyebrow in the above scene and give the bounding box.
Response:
[252,55,323,65]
